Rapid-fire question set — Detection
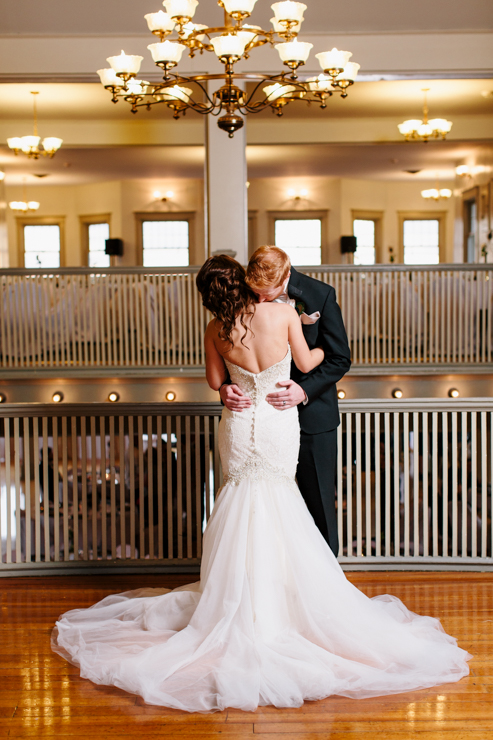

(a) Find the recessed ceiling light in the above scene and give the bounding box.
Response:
[108,391,120,402]
[165,390,176,402]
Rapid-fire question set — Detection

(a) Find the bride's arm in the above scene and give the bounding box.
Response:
[288,310,324,373]
[204,321,228,391]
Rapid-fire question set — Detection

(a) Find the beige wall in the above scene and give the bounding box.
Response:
[4,173,474,267]
[247,175,456,264]
[5,178,204,267]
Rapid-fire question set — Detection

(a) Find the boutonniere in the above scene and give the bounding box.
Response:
[295,301,306,316]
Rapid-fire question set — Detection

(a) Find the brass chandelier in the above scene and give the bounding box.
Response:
[7,92,63,159]
[97,0,360,137]
[398,88,452,143]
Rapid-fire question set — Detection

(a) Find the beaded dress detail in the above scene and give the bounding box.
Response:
[52,345,470,713]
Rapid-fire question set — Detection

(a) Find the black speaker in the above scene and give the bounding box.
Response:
[341,236,357,254]
[105,238,124,256]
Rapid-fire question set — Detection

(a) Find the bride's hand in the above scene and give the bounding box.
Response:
[221,383,252,412]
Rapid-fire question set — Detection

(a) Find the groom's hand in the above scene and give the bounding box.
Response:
[221,383,252,411]
[266,380,306,410]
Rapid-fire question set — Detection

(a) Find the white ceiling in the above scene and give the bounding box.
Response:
[1,0,492,35]
[0,79,491,121]
[1,141,489,186]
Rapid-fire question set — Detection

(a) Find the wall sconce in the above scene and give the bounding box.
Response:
[448,388,460,398]
[165,390,176,402]
[52,391,64,403]
[456,165,488,178]
[0,393,6,403]
[392,388,403,399]
[337,389,346,399]
[108,391,120,402]
[287,188,308,200]
[153,189,174,202]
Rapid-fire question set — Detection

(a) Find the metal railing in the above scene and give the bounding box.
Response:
[1,399,492,574]
[0,265,491,371]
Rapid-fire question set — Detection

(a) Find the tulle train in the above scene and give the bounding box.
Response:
[52,477,471,712]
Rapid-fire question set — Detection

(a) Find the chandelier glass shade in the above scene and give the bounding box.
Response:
[97,0,360,136]
[398,89,452,143]
[421,185,452,201]
[9,181,40,212]
[7,92,63,159]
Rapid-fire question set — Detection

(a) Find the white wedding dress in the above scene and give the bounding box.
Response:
[52,348,470,712]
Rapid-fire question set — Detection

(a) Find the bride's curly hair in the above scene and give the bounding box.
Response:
[196,255,256,350]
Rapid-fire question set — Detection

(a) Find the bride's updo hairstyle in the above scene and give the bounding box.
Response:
[245,245,291,292]
[196,254,256,348]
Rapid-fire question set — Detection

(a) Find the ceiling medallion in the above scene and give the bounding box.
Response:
[98,0,360,137]
[7,92,63,159]
[398,88,452,143]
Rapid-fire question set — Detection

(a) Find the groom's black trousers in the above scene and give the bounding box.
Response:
[297,429,338,557]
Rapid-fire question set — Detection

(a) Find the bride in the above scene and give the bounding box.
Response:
[52,255,470,713]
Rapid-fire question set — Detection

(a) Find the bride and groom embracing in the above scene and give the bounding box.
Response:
[52,246,470,713]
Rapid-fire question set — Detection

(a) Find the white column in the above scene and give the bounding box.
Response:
[204,108,248,265]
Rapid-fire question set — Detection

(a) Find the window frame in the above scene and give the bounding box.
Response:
[267,209,329,265]
[351,209,383,264]
[135,211,195,268]
[16,216,66,268]
[398,210,447,265]
[79,213,112,268]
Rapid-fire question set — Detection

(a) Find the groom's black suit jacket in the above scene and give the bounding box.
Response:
[288,267,351,435]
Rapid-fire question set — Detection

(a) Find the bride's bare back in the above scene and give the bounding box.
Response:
[204,302,323,390]
[217,302,290,373]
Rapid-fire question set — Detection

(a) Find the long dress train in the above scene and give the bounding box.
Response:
[52,349,470,712]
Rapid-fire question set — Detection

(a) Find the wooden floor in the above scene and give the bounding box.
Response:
[0,572,492,739]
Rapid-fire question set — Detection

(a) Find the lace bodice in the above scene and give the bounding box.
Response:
[219,348,300,488]
[223,348,292,405]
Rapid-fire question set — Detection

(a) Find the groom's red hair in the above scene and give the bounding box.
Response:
[246,246,291,290]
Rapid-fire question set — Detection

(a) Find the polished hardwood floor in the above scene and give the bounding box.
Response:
[0,572,492,739]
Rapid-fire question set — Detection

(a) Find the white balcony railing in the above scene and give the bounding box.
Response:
[1,398,492,574]
[0,265,491,371]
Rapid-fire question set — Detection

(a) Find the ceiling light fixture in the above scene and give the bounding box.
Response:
[52,391,64,403]
[398,88,452,143]
[421,177,452,201]
[9,179,40,212]
[98,0,360,137]
[392,388,403,399]
[165,390,177,401]
[7,92,63,159]
[337,389,346,399]
[448,388,460,398]
[108,391,120,402]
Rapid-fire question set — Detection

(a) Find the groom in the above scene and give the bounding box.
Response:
[220,246,351,556]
